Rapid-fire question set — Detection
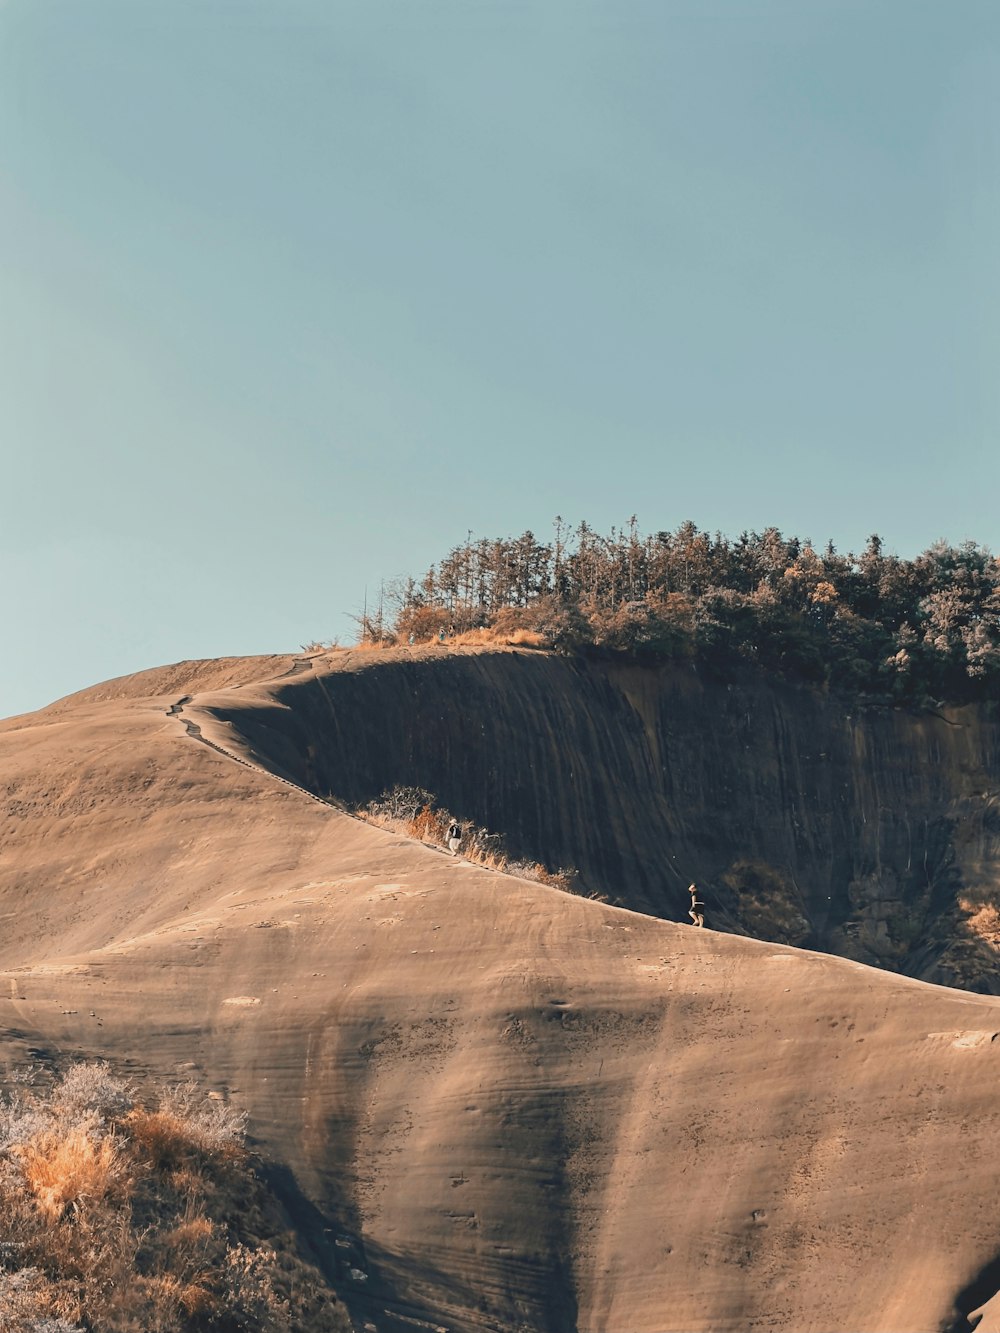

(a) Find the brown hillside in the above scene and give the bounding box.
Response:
[207,646,1000,991]
[2,648,1000,1332]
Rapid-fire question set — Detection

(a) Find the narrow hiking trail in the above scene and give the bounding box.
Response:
[165,657,340,814]
[163,656,518,874]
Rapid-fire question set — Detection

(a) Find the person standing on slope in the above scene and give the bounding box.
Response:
[447,821,462,856]
[688,883,705,928]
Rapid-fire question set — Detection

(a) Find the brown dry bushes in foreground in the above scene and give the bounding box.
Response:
[0,1063,348,1333]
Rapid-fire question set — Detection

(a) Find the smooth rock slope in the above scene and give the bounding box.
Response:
[208,646,1000,988]
[2,648,1000,1333]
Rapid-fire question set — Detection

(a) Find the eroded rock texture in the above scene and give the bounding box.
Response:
[216,651,1000,989]
[4,648,1000,1331]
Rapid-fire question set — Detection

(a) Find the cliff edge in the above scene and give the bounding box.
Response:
[206,647,1000,992]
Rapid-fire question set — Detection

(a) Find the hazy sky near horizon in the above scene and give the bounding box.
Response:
[2,0,998,717]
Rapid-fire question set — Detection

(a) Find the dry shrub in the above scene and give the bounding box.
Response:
[508,861,584,895]
[406,806,448,844]
[169,1092,245,1151]
[359,786,589,898]
[431,625,548,650]
[365,785,434,823]
[349,637,398,653]
[508,628,547,647]
[126,1084,246,1169]
[167,1163,208,1201]
[960,898,1000,950]
[135,1271,218,1323]
[16,1126,126,1222]
[156,1216,220,1301]
[0,1062,349,1333]
[125,1109,199,1170]
[0,1097,51,1153]
[178,1278,217,1318]
[222,1243,287,1326]
[0,1267,83,1332]
[491,597,590,652]
[391,604,451,642]
[299,640,341,653]
[51,1063,134,1123]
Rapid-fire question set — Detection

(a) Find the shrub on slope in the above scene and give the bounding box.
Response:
[361,785,592,896]
[0,1063,348,1333]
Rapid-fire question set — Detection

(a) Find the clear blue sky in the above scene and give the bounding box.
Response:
[2,0,998,717]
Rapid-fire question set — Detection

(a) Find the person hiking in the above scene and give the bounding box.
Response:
[447,821,462,855]
[688,883,705,928]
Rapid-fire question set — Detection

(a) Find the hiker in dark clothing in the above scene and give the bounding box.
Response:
[447,822,462,855]
[688,883,705,928]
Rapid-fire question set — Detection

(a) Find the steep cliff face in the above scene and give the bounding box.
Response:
[212,649,1000,991]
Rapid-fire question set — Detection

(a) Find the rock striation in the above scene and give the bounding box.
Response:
[3,647,1000,1332]
[215,648,1000,991]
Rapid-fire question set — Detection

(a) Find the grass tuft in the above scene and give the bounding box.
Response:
[0,1063,349,1332]
[16,1126,126,1223]
[360,787,593,897]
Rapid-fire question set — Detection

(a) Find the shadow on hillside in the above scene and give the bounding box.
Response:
[260,1159,579,1333]
[945,1249,1000,1333]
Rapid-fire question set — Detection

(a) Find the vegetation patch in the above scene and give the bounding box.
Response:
[355,519,1000,705]
[359,785,594,897]
[959,897,1000,952]
[721,860,811,946]
[0,1063,348,1333]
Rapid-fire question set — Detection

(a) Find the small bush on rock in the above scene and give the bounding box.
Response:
[360,786,593,897]
[0,1063,349,1333]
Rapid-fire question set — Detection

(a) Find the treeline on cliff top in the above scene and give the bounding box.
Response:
[361,519,1000,704]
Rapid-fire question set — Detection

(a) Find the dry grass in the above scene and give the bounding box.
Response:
[124,1097,245,1170]
[347,638,400,653]
[360,787,588,897]
[162,1215,215,1253]
[443,627,547,649]
[124,1108,191,1169]
[351,626,551,651]
[960,897,1000,950]
[15,1125,126,1223]
[0,1063,349,1333]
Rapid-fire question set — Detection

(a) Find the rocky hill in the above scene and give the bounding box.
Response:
[2,646,1000,1332]
[212,647,1000,992]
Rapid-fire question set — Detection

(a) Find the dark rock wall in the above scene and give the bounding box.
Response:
[217,652,1000,990]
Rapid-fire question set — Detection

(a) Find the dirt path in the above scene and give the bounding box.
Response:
[164,670,536,886]
[165,662,339,813]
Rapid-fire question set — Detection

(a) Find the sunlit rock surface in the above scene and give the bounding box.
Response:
[219,648,1000,989]
[1,647,999,1332]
